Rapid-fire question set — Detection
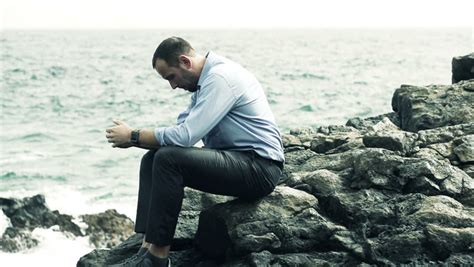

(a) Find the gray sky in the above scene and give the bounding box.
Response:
[1,0,473,29]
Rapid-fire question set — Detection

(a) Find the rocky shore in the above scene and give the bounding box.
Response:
[1,54,473,266]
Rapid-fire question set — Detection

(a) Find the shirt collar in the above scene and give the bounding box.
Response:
[196,51,213,90]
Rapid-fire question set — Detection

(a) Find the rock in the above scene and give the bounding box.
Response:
[403,195,474,228]
[174,188,234,249]
[416,123,474,147]
[391,80,474,132]
[300,169,345,196]
[310,133,350,153]
[80,209,134,249]
[462,164,474,178]
[0,194,81,235]
[362,117,418,154]
[0,194,82,252]
[424,224,474,260]
[445,253,474,265]
[299,149,362,172]
[346,112,401,132]
[224,250,361,266]
[351,148,406,191]
[281,133,304,147]
[452,53,474,83]
[371,230,426,263]
[453,135,474,163]
[195,186,349,260]
[0,227,39,252]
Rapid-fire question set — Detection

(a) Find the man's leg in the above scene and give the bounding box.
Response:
[134,149,157,235]
[145,146,282,248]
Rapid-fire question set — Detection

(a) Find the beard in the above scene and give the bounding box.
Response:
[180,69,199,92]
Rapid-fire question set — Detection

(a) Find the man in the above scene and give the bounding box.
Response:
[105,37,284,267]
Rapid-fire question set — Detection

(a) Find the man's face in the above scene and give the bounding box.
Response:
[155,58,199,92]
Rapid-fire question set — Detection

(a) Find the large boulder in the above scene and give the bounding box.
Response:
[80,209,134,249]
[452,53,474,83]
[391,80,474,132]
[195,186,348,261]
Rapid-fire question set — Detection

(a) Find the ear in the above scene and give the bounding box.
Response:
[179,55,192,69]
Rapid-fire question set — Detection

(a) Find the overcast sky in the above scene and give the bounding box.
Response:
[1,0,473,29]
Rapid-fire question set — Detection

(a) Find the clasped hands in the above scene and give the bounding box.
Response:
[105,119,133,148]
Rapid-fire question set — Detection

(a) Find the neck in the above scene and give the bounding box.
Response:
[194,54,207,77]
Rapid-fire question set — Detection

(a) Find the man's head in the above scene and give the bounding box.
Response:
[152,37,204,92]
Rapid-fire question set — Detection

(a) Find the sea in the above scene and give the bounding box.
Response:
[0,28,472,266]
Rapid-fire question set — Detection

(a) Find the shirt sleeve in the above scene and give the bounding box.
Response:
[154,73,237,147]
[176,93,196,125]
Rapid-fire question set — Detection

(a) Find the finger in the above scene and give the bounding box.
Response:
[107,138,114,143]
[106,128,112,133]
[106,133,113,138]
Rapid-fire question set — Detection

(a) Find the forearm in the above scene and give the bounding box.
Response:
[134,128,161,149]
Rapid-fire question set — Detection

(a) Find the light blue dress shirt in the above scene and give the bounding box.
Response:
[154,52,284,163]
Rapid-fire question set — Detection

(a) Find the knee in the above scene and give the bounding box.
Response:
[153,146,182,168]
[140,149,157,168]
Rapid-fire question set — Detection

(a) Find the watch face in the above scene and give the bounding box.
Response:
[131,130,140,144]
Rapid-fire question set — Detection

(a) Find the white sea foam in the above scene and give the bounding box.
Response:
[0,211,11,236]
[0,227,96,267]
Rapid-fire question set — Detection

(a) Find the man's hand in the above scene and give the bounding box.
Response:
[105,119,133,148]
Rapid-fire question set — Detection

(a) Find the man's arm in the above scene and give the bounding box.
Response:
[105,119,161,150]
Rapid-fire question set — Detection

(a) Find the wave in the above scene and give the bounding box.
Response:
[280,73,328,81]
[0,172,67,182]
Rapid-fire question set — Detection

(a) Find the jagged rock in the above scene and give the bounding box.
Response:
[283,149,317,166]
[371,229,426,263]
[403,195,474,228]
[174,188,234,248]
[0,194,81,235]
[453,134,474,163]
[195,186,349,260]
[362,118,418,154]
[351,148,406,191]
[310,133,350,153]
[445,253,474,265]
[391,80,474,132]
[223,250,361,266]
[346,112,401,132]
[310,130,363,154]
[424,224,474,260]
[299,149,362,172]
[462,164,474,178]
[416,123,474,147]
[452,53,474,83]
[300,170,345,196]
[80,209,134,249]
[349,147,474,205]
[0,227,39,252]
[0,194,82,252]
[281,133,304,147]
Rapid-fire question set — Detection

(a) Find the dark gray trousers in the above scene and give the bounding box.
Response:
[134,146,283,246]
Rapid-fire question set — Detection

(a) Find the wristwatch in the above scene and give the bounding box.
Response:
[130,129,140,145]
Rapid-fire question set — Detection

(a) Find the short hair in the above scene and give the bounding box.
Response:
[152,37,195,68]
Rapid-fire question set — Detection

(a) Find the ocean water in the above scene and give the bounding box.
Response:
[0,28,472,266]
